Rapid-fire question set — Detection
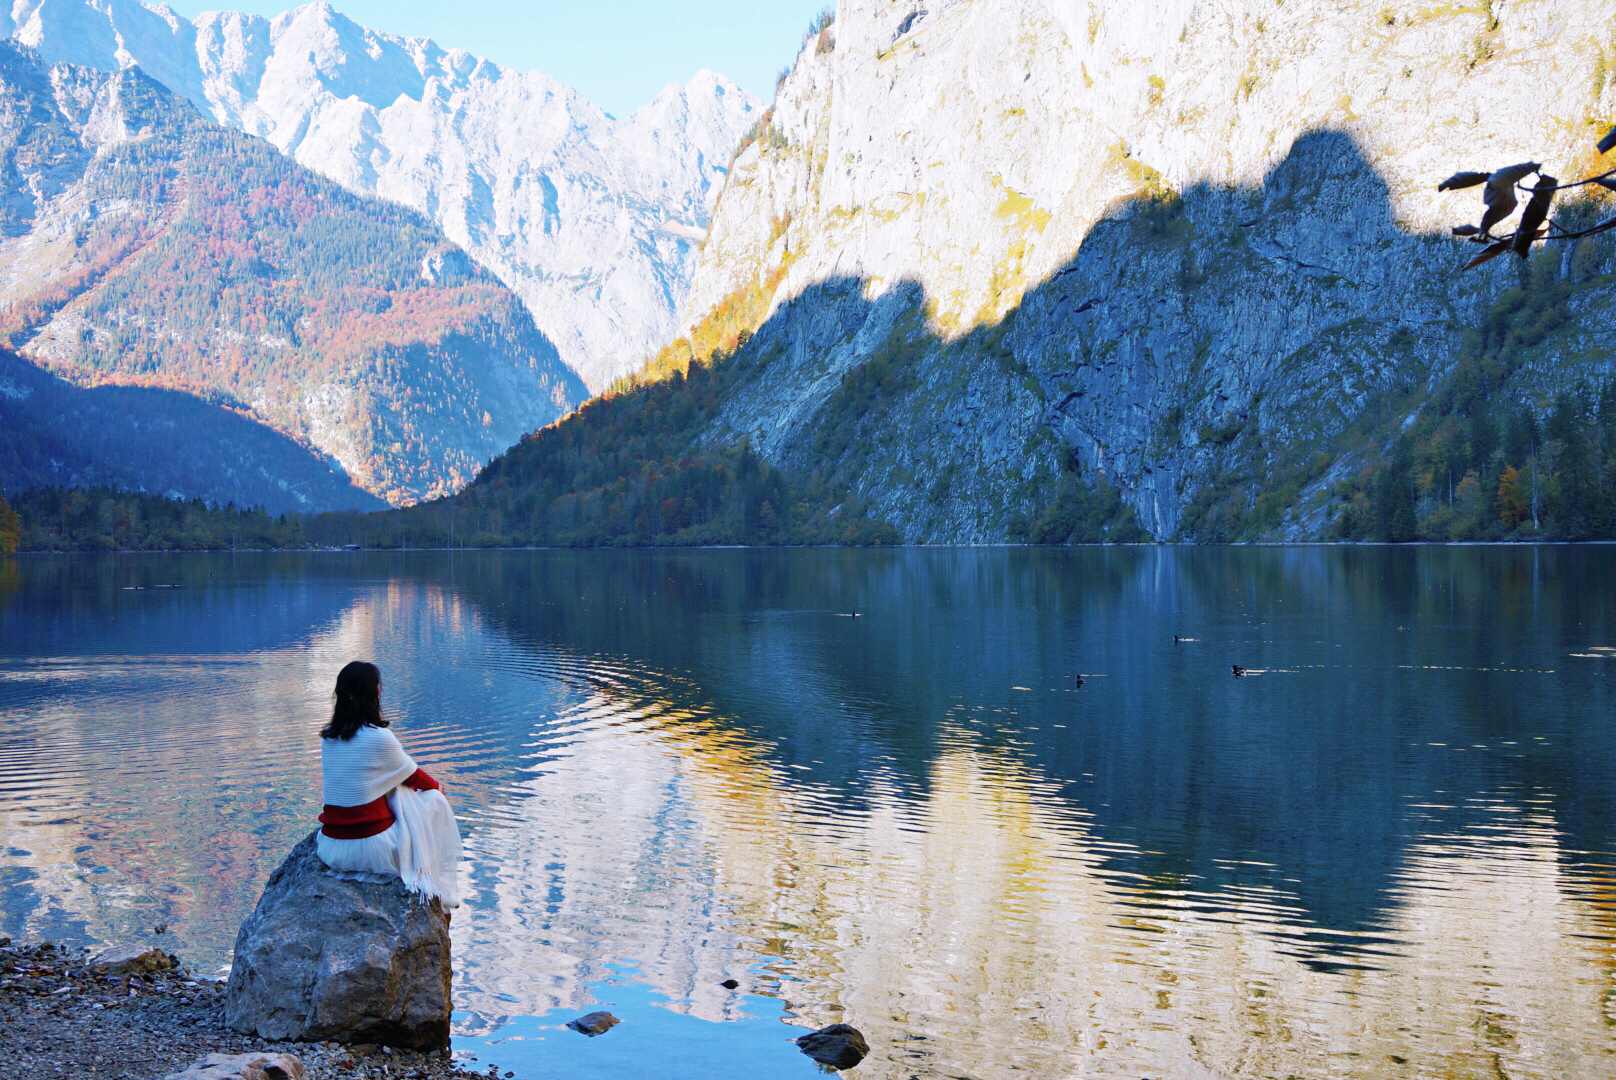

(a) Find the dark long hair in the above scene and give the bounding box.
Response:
[321,661,387,740]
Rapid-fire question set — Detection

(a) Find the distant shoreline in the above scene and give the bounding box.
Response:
[9,540,1616,555]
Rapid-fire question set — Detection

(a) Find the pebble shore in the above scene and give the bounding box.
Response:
[0,939,498,1080]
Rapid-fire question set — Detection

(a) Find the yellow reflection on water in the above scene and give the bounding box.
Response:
[455,676,1616,1079]
[5,574,1614,1078]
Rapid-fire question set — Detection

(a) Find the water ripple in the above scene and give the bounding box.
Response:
[4,550,1616,1078]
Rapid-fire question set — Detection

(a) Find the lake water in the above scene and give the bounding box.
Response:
[1,547,1614,1079]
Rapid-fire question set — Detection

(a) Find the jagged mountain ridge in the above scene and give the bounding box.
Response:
[4,0,762,390]
[663,0,1616,542]
[0,42,586,507]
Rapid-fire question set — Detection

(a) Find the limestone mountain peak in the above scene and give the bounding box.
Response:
[6,0,762,391]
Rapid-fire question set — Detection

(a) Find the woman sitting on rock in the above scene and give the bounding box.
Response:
[316,660,461,907]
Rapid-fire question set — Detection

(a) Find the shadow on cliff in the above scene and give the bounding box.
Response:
[448,133,1490,549]
[723,129,1483,544]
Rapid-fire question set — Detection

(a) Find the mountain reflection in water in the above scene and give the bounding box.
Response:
[1,548,1613,1079]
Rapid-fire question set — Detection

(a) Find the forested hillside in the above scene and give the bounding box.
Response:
[0,348,383,514]
[3,486,304,551]
[0,42,586,507]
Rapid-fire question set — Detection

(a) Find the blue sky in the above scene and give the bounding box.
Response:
[167,1,833,117]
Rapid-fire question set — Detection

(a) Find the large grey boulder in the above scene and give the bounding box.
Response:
[224,831,451,1050]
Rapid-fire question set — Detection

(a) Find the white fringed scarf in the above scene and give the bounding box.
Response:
[321,724,417,806]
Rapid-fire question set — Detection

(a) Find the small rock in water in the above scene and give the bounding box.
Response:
[796,1023,870,1069]
[565,1011,620,1036]
[164,1051,306,1080]
[90,943,177,976]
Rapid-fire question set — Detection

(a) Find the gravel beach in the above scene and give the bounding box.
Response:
[0,938,494,1080]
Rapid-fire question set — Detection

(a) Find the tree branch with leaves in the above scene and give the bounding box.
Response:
[1440,124,1616,270]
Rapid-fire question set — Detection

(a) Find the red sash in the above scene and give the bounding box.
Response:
[319,769,440,839]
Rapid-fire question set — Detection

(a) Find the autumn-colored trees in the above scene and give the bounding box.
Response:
[1333,379,1616,542]
[1497,466,1531,528]
[0,493,20,554]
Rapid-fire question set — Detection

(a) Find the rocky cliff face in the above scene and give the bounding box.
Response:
[4,0,760,391]
[674,0,1616,541]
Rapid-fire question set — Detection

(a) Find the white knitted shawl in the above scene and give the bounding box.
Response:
[321,724,417,806]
